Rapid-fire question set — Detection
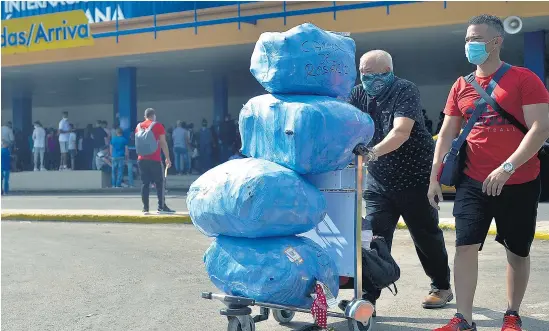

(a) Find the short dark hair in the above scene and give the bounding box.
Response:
[469,14,504,37]
[116,127,123,135]
[144,108,156,119]
[62,111,69,117]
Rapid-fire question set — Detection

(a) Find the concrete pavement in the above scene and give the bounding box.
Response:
[2,221,549,331]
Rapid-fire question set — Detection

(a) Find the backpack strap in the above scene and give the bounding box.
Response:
[450,63,512,155]
[148,122,156,131]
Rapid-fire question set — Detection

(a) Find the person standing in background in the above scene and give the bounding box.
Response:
[1,140,11,195]
[211,116,221,166]
[199,119,213,173]
[57,112,71,170]
[102,121,111,140]
[127,132,137,187]
[187,123,196,174]
[68,124,77,170]
[92,120,108,170]
[172,121,189,175]
[81,124,95,170]
[2,122,15,151]
[32,121,46,171]
[165,127,175,175]
[110,127,128,188]
[135,108,175,214]
[220,114,237,162]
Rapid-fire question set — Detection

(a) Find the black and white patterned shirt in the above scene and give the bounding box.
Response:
[349,77,435,191]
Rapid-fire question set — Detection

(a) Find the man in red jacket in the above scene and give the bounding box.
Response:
[429,15,549,331]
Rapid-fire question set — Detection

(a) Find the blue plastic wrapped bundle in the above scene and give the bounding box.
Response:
[250,23,356,98]
[187,158,327,238]
[239,94,375,174]
[205,235,339,308]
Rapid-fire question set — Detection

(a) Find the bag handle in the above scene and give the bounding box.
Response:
[467,63,528,135]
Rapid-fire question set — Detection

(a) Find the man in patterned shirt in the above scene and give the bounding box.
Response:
[348,50,452,312]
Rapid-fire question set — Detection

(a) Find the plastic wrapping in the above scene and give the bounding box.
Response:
[250,23,357,98]
[239,94,375,174]
[187,158,327,238]
[204,235,339,308]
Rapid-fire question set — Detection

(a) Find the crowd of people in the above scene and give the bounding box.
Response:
[0,110,243,193]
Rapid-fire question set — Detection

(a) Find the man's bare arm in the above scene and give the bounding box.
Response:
[158,134,171,166]
[372,117,414,157]
[505,103,549,169]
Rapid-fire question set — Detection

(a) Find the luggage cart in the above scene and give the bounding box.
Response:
[201,154,375,331]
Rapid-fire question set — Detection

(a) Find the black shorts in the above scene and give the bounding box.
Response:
[453,175,540,257]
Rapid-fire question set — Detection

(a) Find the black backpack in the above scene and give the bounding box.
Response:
[362,236,400,295]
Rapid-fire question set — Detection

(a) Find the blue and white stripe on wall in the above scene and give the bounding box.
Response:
[1,1,253,23]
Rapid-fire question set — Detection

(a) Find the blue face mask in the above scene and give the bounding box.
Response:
[465,38,496,65]
[361,72,395,97]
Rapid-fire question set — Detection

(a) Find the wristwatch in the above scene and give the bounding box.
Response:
[367,147,379,162]
[502,162,515,174]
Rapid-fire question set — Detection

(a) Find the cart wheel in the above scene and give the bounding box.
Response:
[227,316,256,331]
[272,309,295,324]
[347,317,374,331]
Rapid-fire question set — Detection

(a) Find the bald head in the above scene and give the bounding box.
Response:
[359,50,393,75]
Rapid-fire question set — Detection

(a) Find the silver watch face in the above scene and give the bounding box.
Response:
[503,162,513,172]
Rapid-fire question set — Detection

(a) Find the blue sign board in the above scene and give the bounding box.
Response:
[1,1,253,23]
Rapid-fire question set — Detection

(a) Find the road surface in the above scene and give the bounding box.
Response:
[2,222,549,331]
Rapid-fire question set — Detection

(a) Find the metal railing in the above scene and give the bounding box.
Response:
[94,1,424,43]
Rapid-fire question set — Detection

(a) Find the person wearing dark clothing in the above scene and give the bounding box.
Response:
[81,125,95,170]
[211,118,221,166]
[92,120,108,170]
[348,50,452,312]
[220,114,237,162]
[187,123,197,174]
[199,119,213,173]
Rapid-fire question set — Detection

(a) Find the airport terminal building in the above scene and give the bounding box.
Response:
[2,1,548,134]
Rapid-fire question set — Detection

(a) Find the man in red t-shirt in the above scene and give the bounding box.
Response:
[136,108,175,214]
[428,15,549,331]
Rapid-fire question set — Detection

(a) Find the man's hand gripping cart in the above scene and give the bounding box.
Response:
[201,145,375,331]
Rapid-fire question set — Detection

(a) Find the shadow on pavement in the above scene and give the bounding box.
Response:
[274,305,549,331]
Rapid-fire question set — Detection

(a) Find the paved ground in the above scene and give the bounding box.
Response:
[2,221,549,331]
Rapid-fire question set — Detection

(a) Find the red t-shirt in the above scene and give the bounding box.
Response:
[135,120,166,162]
[444,64,549,185]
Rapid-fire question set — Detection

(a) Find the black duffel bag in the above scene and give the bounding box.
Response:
[362,236,400,295]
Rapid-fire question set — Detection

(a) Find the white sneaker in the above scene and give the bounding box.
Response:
[34,168,39,172]
[40,168,46,171]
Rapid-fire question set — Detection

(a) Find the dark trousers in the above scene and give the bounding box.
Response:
[363,185,451,303]
[138,159,165,210]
